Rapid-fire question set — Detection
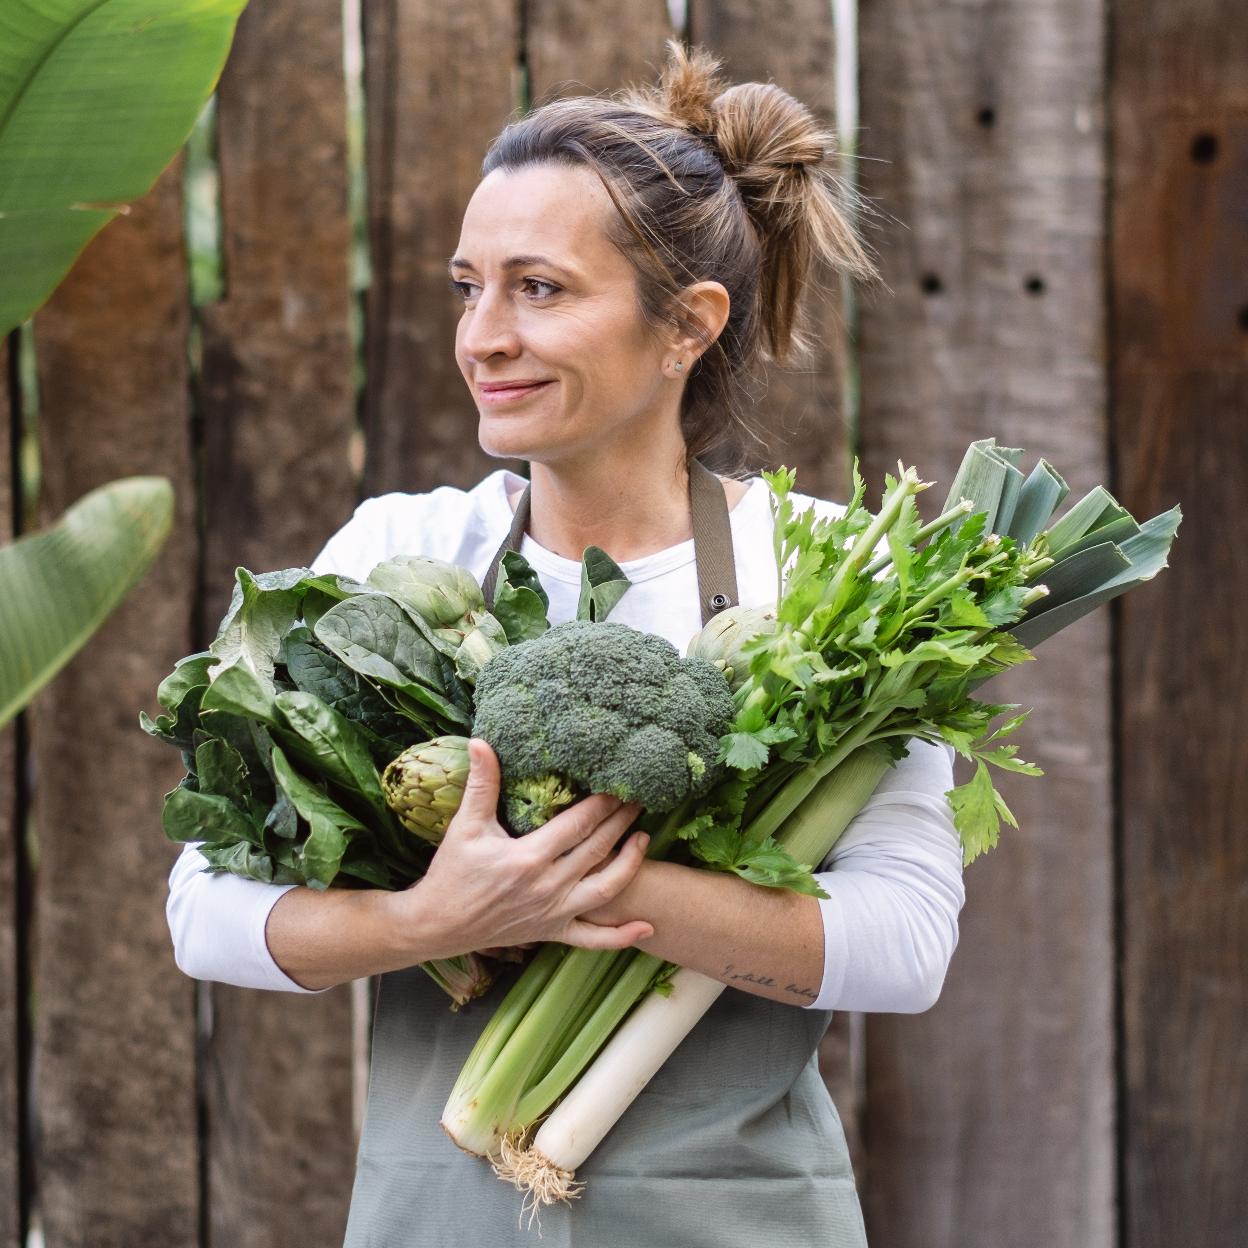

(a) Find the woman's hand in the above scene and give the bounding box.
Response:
[395,738,655,959]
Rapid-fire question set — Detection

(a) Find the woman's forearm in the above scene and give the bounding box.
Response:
[591,860,826,1007]
[264,885,430,991]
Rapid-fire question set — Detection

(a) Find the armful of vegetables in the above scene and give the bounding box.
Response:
[141,544,582,1006]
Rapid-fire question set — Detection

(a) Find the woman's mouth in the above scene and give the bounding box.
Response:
[478,381,554,405]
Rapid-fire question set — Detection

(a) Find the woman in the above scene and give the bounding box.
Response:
[166,41,965,1246]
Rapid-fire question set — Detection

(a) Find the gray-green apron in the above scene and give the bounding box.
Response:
[342,461,867,1247]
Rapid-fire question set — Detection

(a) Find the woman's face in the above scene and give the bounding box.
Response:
[450,163,676,466]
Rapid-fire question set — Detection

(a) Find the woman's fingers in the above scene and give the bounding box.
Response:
[554,800,643,880]
[563,917,654,951]
[445,739,506,838]
[526,791,626,858]
[564,829,650,913]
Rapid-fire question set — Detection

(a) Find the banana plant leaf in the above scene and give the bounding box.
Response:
[0,476,174,727]
[0,0,248,335]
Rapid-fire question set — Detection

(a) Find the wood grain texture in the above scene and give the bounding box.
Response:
[29,159,199,1246]
[1111,4,1248,1241]
[526,0,676,103]
[688,0,852,497]
[856,1,1114,1244]
[0,338,21,1248]
[362,0,524,495]
[196,2,360,1243]
[690,0,861,1166]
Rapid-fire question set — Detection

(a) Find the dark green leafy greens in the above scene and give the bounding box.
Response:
[143,550,552,1008]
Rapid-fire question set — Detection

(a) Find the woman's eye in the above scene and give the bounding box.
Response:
[522,278,560,300]
[447,277,560,302]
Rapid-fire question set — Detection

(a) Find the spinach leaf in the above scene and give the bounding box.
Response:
[285,628,411,752]
[577,546,631,622]
[200,659,282,725]
[194,737,252,810]
[272,690,390,821]
[195,841,305,885]
[193,713,278,800]
[162,787,258,847]
[493,550,550,642]
[139,652,214,750]
[271,745,383,889]
[263,793,299,841]
[313,595,472,729]
[207,566,305,696]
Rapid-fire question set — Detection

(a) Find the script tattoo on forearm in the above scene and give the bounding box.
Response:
[723,963,818,1002]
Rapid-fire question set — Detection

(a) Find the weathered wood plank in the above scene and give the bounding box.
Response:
[690,0,860,1162]
[197,1,359,1243]
[688,0,852,498]
[1111,5,1248,1240]
[526,0,675,104]
[0,337,22,1248]
[362,0,523,495]
[29,158,200,1246]
[856,1,1114,1244]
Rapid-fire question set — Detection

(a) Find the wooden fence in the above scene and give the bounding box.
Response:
[2,0,1244,1244]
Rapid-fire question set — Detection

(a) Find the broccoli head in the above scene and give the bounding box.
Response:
[471,618,736,833]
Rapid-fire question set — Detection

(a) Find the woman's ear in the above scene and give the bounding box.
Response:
[668,281,731,363]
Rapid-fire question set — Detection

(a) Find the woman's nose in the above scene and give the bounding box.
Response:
[460,285,521,363]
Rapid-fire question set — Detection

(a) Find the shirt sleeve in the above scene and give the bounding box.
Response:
[803,737,966,1013]
[163,498,391,993]
[165,841,331,993]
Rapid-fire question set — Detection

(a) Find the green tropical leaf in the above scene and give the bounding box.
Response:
[1,476,173,727]
[0,0,249,335]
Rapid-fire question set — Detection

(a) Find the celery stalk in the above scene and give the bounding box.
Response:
[442,945,627,1156]
[514,951,664,1127]
[448,942,567,1100]
[509,743,899,1202]
[772,743,896,867]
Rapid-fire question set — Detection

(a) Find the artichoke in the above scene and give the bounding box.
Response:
[453,612,509,684]
[366,554,485,629]
[382,735,470,843]
[686,604,778,691]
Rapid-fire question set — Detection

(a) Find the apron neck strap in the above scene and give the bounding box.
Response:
[481,458,739,627]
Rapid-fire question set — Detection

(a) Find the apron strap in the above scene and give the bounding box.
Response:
[482,458,739,627]
[687,456,740,627]
[480,478,532,609]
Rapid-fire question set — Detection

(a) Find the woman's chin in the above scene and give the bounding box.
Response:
[477,412,565,462]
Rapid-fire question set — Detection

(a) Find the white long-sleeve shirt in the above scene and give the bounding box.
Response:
[165,468,965,1012]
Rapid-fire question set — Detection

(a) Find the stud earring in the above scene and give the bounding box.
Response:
[673,360,684,372]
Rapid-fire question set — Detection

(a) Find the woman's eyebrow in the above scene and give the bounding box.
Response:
[448,254,576,278]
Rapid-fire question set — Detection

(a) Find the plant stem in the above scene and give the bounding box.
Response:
[514,951,665,1127]
[821,470,925,616]
[772,743,895,866]
[450,942,567,1095]
[862,499,975,579]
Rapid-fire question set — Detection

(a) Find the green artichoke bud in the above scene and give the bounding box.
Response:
[453,610,509,684]
[686,604,778,691]
[366,555,486,634]
[382,735,470,843]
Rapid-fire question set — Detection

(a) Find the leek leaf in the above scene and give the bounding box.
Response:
[1007,459,1069,546]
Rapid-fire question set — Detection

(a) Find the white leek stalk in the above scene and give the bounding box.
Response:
[500,969,726,1206]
